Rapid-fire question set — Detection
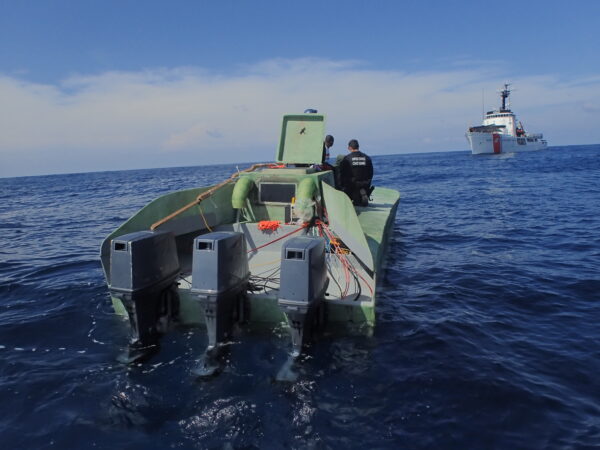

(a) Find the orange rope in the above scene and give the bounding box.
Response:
[150,162,272,231]
[198,205,213,232]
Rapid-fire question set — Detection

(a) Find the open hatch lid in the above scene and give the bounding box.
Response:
[276,113,326,165]
[322,183,374,271]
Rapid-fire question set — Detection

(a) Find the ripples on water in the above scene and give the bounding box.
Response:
[1,146,599,448]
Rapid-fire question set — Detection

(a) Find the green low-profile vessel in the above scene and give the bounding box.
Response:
[100,113,400,363]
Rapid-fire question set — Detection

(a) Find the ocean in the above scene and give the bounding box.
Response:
[1,145,599,449]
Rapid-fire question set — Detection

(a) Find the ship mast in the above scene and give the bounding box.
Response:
[500,83,511,111]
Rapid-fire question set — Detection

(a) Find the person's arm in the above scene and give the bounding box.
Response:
[339,157,350,189]
[366,156,374,182]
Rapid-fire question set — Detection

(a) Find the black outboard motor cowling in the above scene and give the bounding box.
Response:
[109,230,180,359]
[191,231,249,353]
[278,236,328,356]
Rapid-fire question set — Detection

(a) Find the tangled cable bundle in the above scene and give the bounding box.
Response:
[315,219,374,300]
[244,216,372,300]
[248,265,281,293]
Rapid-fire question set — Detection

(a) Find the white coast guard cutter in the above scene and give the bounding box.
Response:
[466,84,547,155]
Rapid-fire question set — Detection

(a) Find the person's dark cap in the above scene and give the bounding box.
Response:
[348,139,359,150]
[325,135,334,146]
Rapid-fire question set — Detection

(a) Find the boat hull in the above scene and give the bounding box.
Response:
[102,181,400,331]
[467,132,547,155]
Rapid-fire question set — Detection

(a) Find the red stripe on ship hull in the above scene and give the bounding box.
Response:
[493,134,502,154]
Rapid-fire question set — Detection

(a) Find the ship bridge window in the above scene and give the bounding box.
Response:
[259,182,296,204]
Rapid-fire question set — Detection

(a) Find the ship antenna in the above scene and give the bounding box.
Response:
[482,88,485,119]
[500,83,511,111]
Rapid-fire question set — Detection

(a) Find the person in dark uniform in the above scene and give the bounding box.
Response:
[315,135,335,171]
[339,139,373,206]
[322,135,334,165]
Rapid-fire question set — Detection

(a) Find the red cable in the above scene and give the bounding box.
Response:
[319,222,351,296]
[319,219,374,297]
[247,223,308,253]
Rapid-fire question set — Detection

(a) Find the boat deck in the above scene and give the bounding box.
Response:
[355,187,401,270]
[106,183,400,329]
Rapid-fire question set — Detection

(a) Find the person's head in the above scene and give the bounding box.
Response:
[322,135,334,163]
[348,139,359,151]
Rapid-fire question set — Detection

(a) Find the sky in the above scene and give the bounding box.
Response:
[1,0,599,177]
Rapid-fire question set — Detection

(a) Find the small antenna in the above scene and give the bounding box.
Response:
[482,88,485,119]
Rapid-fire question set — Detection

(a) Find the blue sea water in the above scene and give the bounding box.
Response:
[1,145,599,449]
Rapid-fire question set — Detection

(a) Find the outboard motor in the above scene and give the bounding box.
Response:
[191,231,249,355]
[278,236,328,357]
[109,230,180,362]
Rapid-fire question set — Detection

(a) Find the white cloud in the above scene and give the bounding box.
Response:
[1,59,599,177]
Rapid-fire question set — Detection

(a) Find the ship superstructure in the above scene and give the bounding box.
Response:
[466,84,547,154]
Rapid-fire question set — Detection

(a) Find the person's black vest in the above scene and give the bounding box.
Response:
[340,151,373,206]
